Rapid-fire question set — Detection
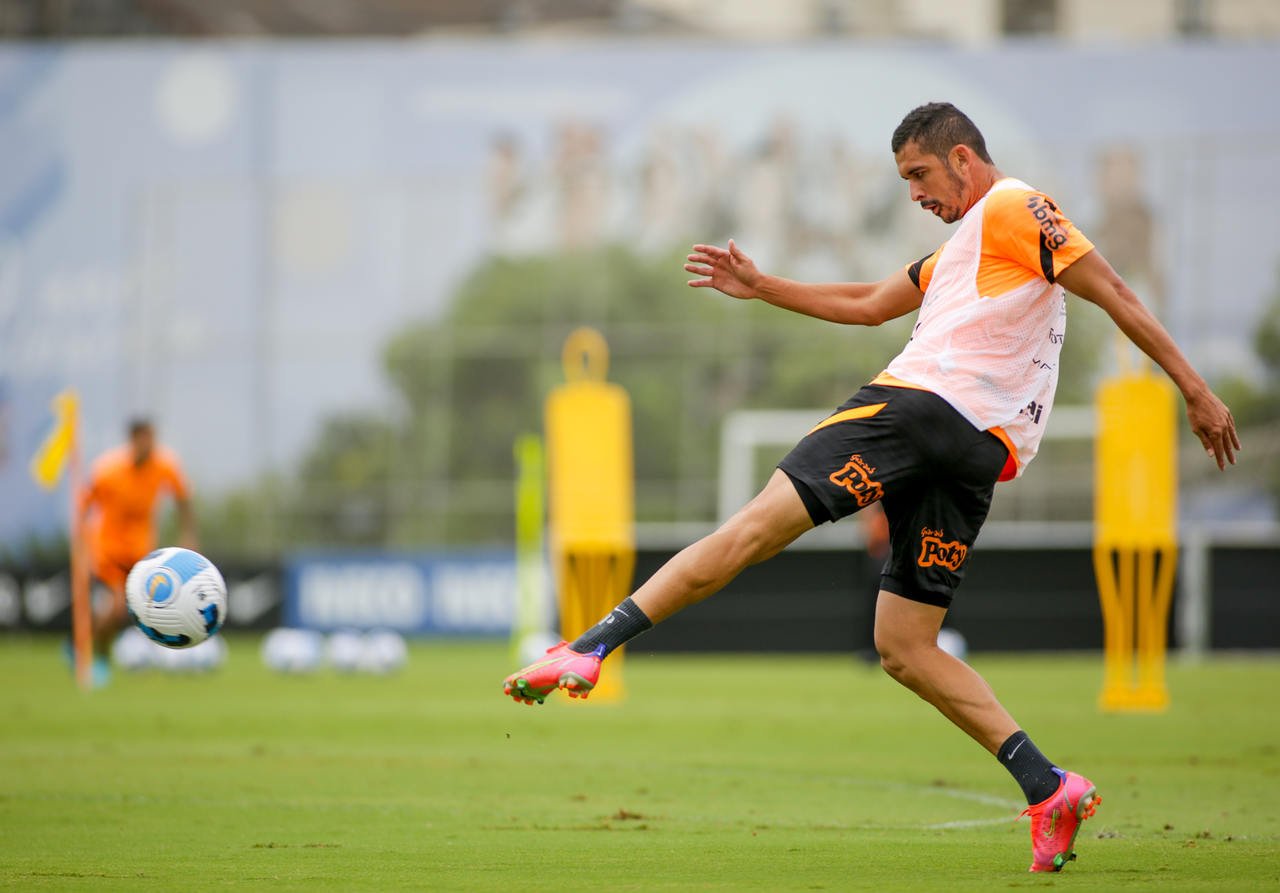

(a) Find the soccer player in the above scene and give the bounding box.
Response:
[77,418,197,682]
[502,103,1240,872]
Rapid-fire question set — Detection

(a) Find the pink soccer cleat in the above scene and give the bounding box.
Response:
[502,641,605,705]
[1022,769,1101,872]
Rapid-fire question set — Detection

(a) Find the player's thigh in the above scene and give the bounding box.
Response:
[721,468,816,564]
[874,587,947,654]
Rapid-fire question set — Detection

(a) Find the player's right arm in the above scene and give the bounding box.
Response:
[1057,249,1240,470]
[685,240,923,326]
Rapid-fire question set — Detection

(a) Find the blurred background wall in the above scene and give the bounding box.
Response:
[1,0,1278,645]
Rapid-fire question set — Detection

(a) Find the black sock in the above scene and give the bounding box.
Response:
[569,597,653,657]
[997,731,1063,805]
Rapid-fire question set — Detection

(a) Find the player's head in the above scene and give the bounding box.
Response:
[127,417,154,464]
[891,102,996,223]
[892,103,992,166]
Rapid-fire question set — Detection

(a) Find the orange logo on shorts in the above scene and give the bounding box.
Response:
[918,530,968,571]
[829,454,882,508]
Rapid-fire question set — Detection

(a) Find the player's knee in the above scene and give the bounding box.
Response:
[713,513,778,569]
[675,505,801,598]
[693,530,760,588]
[874,629,900,674]
[874,630,925,684]
[877,645,909,682]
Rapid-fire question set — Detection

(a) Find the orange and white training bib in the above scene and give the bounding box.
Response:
[877,178,1095,479]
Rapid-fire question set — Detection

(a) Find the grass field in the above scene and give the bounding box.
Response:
[1,636,1278,891]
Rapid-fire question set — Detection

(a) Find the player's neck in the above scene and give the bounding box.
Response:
[963,165,1004,216]
[975,165,1004,197]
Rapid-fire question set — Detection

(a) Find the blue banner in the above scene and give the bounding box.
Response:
[284,552,516,635]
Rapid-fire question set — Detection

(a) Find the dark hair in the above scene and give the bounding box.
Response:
[891,102,992,164]
[127,417,153,438]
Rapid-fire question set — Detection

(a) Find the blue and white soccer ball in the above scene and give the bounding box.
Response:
[112,625,229,672]
[358,630,409,675]
[125,547,227,649]
[111,625,158,671]
[260,628,325,674]
[326,629,366,673]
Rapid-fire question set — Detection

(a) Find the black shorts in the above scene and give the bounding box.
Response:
[777,384,1008,608]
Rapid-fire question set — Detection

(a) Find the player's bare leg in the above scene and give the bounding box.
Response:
[62,573,122,687]
[872,590,1017,753]
[873,589,1099,871]
[92,584,130,656]
[630,469,815,623]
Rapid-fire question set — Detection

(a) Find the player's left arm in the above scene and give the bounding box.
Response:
[1057,249,1241,469]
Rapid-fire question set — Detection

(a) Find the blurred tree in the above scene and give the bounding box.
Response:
[377,245,915,543]
[199,244,1114,556]
[292,414,400,546]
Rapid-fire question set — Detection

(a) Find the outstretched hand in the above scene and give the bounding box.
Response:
[1187,389,1241,470]
[685,239,762,300]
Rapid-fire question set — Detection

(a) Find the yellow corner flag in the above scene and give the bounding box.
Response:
[29,389,80,490]
[27,388,93,689]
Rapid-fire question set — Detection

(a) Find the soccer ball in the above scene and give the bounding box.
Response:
[125,547,227,649]
[261,628,324,673]
[358,630,408,674]
[326,629,365,673]
[111,625,157,671]
[518,630,561,665]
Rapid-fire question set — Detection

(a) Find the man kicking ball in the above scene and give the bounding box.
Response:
[502,102,1239,873]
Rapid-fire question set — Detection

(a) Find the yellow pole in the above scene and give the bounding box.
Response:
[69,419,91,692]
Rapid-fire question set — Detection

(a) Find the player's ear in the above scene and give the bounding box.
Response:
[950,144,970,173]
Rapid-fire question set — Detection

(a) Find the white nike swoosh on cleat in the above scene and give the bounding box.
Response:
[1006,739,1026,760]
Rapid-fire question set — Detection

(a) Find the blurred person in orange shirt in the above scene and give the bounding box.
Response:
[78,418,197,659]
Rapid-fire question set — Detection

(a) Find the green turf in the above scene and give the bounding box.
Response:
[1,636,1278,891]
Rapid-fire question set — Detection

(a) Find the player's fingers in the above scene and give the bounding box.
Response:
[1219,428,1237,466]
[1208,431,1227,470]
[692,243,728,258]
[684,263,713,277]
[687,278,712,288]
[1196,431,1218,466]
[728,238,742,258]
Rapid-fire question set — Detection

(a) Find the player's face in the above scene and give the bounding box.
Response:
[895,141,968,224]
[130,427,154,465]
